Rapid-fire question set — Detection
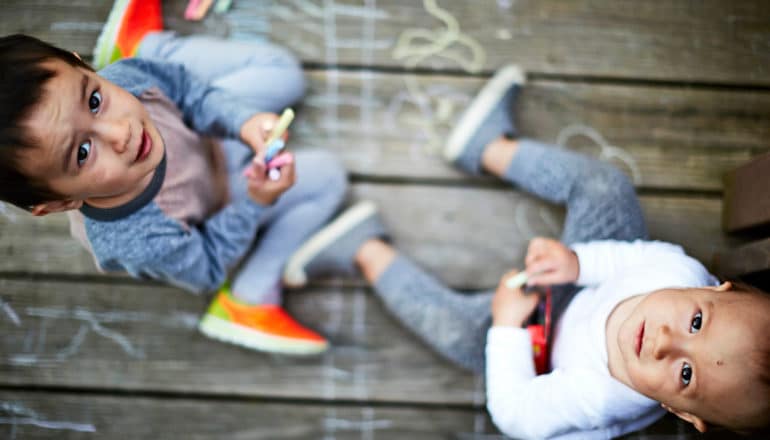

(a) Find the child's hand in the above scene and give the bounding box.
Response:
[492,269,540,327]
[239,112,290,156]
[524,237,579,286]
[245,152,296,205]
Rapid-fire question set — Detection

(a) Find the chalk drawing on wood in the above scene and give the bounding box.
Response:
[556,124,642,184]
[0,401,96,437]
[392,0,486,73]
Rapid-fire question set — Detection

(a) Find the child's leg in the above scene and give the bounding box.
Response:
[358,240,492,374]
[283,205,492,374]
[137,32,304,112]
[487,137,648,244]
[445,64,647,244]
[231,150,347,304]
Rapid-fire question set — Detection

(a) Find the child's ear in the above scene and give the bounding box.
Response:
[708,281,732,292]
[30,199,83,216]
[663,405,708,433]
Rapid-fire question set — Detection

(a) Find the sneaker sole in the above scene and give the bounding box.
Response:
[92,0,131,69]
[198,314,328,355]
[283,201,377,287]
[443,65,526,162]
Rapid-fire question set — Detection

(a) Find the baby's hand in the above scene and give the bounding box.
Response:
[524,237,579,286]
[239,112,290,156]
[245,152,296,205]
[492,269,540,327]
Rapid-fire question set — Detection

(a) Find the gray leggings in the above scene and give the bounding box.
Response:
[373,139,648,374]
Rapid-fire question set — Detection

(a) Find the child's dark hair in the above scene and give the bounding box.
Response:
[0,34,93,209]
[725,281,770,435]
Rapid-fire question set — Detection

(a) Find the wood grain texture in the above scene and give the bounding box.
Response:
[0,185,745,286]
[0,391,497,439]
[0,278,481,405]
[2,0,769,84]
[296,70,770,191]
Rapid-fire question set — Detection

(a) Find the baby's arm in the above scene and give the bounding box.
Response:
[488,272,594,438]
[571,240,689,286]
[486,336,629,439]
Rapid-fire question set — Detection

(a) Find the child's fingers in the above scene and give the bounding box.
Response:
[525,237,551,265]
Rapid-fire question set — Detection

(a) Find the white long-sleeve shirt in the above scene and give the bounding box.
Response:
[486,240,718,439]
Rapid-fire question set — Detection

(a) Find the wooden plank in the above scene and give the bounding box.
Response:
[296,70,770,191]
[3,0,769,85]
[723,151,770,232]
[713,237,770,280]
[0,391,497,439]
[0,185,743,284]
[0,278,482,405]
[0,391,733,439]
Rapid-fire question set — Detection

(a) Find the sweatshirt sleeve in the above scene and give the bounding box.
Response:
[486,327,626,439]
[99,58,256,139]
[88,199,266,294]
[571,240,693,286]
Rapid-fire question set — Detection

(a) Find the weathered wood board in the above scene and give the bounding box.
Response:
[0,391,498,439]
[298,70,770,191]
[3,0,769,85]
[0,278,482,405]
[0,184,746,286]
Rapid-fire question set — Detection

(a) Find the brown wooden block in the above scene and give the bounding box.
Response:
[723,151,770,232]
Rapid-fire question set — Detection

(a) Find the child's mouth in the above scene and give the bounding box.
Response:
[635,321,645,357]
[135,129,152,162]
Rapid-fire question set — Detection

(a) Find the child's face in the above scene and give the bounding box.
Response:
[19,58,164,211]
[615,284,764,430]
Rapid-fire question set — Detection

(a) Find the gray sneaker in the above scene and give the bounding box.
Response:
[443,65,525,175]
[283,201,387,287]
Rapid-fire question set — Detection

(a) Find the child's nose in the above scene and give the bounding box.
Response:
[652,325,682,360]
[95,118,130,153]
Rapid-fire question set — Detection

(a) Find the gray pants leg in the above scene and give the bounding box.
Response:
[373,139,647,373]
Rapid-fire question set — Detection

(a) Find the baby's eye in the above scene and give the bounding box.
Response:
[77,141,91,167]
[88,90,102,113]
[689,311,702,333]
[681,362,692,386]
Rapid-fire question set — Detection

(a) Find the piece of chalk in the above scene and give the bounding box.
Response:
[264,108,295,149]
[264,139,286,163]
[505,272,529,289]
[268,168,282,181]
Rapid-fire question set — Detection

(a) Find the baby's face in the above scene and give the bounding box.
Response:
[615,285,764,429]
[19,58,164,207]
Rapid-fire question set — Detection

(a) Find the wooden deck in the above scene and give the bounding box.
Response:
[1,0,769,438]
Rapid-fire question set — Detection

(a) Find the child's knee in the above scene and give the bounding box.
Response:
[583,162,636,202]
[265,46,306,102]
[299,150,348,200]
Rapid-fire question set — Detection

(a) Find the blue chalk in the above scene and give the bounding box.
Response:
[264,138,286,163]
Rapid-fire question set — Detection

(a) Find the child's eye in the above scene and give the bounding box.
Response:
[77,141,91,167]
[88,90,102,114]
[680,362,693,386]
[689,311,702,333]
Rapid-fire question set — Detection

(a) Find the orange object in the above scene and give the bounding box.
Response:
[198,287,328,355]
[93,0,163,69]
[526,287,552,374]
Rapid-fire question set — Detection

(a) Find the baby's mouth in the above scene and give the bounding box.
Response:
[635,321,645,357]
[135,129,152,162]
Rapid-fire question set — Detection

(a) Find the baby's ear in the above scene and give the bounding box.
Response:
[30,199,83,216]
[664,405,708,433]
[705,281,732,293]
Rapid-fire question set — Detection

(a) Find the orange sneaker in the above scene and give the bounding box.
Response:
[198,286,328,355]
[92,0,163,69]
